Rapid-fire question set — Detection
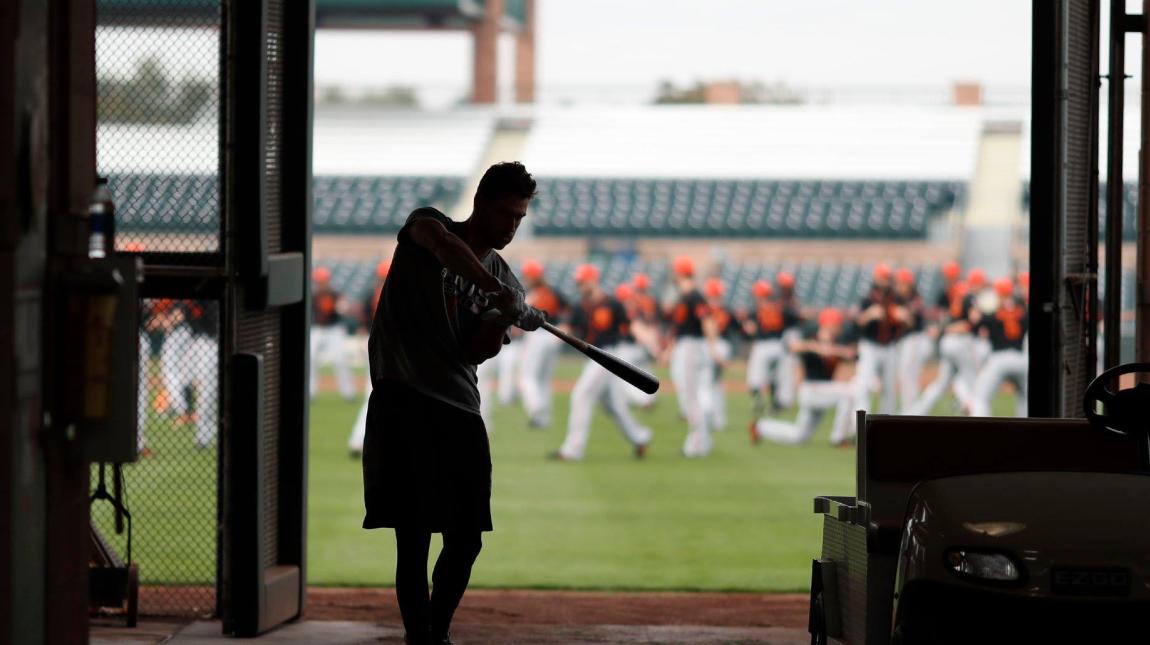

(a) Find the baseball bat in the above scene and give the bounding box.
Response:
[540,321,660,395]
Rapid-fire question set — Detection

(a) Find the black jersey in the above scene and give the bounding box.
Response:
[984,303,1028,351]
[858,289,907,345]
[183,300,218,338]
[313,288,342,327]
[570,295,630,347]
[797,322,847,382]
[668,290,708,338]
[527,282,569,322]
[711,305,737,341]
[751,299,802,340]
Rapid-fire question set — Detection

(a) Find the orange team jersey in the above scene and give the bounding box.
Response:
[527,283,568,319]
[570,296,629,347]
[632,292,659,324]
[313,290,340,326]
[712,306,733,336]
[669,290,709,338]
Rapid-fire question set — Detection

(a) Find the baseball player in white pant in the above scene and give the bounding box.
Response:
[744,279,803,417]
[618,275,661,409]
[753,309,857,445]
[852,264,909,420]
[893,268,930,412]
[970,278,1029,417]
[665,256,716,457]
[909,266,985,415]
[157,300,191,416]
[182,301,219,449]
[700,278,733,432]
[496,330,522,406]
[516,260,568,428]
[310,267,355,400]
[349,260,390,456]
[552,264,652,460]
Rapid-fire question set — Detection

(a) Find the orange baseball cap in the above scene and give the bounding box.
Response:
[376,260,391,279]
[122,241,145,252]
[313,266,331,283]
[632,273,651,290]
[818,307,844,327]
[994,278,1014,297]
[704,278,725,298]
[752,280,773,298]
[776,271,795,288]
[521,259,544,280]
[895,267,915,285]
[873,263,893,281]
[942,261,961,280]
[574,263,600,284]
[615,283,634,301]
[967,268,987,288]
[672,256,695,277]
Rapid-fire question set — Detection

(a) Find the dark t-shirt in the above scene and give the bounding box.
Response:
[368,208,522,415]
[797,322,846,382]
[313,288,341,327]
[984,303,1028,351]
[752,299,802,340]
[569,295,630,347]
[669,290,708,338]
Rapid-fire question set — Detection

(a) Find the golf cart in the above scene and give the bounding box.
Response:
[809,363,1150,644]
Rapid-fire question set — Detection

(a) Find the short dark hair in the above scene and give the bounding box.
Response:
[475,162,537,201]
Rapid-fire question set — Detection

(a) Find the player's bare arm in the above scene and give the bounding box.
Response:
[407,216,503,293]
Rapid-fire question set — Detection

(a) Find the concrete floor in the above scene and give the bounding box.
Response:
[93,620,809,644]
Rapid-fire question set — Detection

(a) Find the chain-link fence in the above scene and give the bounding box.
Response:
[96,0,222,254]
[91,299,221,617]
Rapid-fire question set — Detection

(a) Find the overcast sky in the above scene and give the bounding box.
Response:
[315,0,1038,106]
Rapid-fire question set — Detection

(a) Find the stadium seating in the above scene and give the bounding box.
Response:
[316,256,947,317]
[529,178,963,239]
[109,173,464,234]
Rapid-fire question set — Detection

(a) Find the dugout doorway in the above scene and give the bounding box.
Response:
[91,0,313,637]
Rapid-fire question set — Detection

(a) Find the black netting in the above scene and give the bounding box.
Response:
[91,298,220,618]
[96,0,222,253]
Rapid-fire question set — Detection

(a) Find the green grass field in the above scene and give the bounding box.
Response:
[102,358,1019,593]
[307,359,1019,593]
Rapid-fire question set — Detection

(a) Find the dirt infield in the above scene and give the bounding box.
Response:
[306,588,809,628]
[136,586,808,627]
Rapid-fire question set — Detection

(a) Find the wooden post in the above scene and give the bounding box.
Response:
[514,0,535,104]
[471,0,501,104]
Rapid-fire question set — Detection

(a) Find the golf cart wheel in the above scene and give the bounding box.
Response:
[125,564,139,628]
[809,590,827,645]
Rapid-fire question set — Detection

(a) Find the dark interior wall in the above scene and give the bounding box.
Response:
[4,0,51,642]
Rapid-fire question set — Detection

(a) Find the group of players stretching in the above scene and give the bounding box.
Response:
[329,254,1029,460]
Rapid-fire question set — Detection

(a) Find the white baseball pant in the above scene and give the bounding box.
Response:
[496,338,521,406]
[969,348,1028,417]
[138,332,150,451]
[897,331,932,412]
[349,375,372,452]
[907,333,977,415]
[476,358,496,433]
[776,328,801,408]
[746,338,787,394]
[557,346,653,460]
[310,324,354,399]
[854,339,899,414]
[187,334,219,448]
[670,337,713,457]
[701,338,732,431]
[755,380,855,445]
[160,324,192,414]
[517,330,561,426]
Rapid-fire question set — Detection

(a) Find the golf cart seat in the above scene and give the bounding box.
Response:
[810,412,1143,644]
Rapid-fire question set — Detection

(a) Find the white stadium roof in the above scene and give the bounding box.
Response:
[519,105,984,181]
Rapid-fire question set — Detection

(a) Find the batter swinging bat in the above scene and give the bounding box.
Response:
[539,321,660,395]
